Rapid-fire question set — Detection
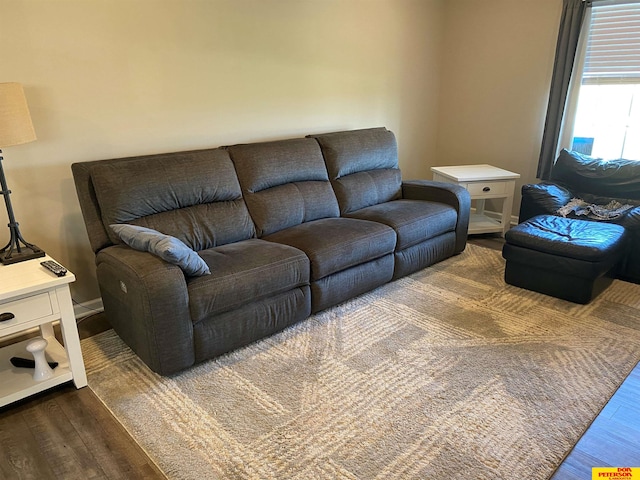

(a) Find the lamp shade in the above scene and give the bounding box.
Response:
[0,82,37,147]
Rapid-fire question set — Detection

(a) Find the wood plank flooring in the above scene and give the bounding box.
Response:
[0,317,166,480]
[0,384,166,479]
[0,234,638,479]
[551,363,640,478]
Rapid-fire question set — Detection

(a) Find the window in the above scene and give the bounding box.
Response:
[569,1,640,160]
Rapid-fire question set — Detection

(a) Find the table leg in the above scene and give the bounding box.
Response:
[39,322,55,341]
[55,285,87,388]
[476,198,486,216]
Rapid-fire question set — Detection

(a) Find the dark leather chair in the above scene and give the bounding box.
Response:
[519,149,640,284]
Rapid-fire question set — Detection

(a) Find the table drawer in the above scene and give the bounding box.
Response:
[466,181,508,196]
[0,292,54,331]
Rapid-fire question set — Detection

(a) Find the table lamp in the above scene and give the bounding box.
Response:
[0,82,45,265]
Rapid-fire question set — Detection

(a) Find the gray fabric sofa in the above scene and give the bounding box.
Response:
[72,127,470,375]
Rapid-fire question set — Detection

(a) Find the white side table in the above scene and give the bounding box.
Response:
[431,164,520,235]
[0,256,87,408]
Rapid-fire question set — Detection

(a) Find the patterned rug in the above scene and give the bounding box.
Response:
[81,243,640,479]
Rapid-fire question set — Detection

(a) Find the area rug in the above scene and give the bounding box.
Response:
[81,243,640,479]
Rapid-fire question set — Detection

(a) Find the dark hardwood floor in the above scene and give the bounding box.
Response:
[0,383,166,480]
[0,234,637,479]
[0,316,166,480]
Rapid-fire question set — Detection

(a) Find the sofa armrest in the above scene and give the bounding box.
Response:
[96,245,195,375]
[402,180,471,254]
[519,183,573,223]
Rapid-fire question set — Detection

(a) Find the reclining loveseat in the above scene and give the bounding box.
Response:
[73,127,470,374]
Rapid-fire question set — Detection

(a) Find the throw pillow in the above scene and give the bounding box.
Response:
[110,224,210,276]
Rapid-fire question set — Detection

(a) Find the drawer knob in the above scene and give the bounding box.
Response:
[483,186,491,192]
[0,312,15,322]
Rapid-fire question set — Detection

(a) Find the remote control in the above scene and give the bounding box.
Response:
[40,260,67,277]
[10,356,58,369]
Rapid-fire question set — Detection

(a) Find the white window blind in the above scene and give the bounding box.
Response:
[583,1,640,83]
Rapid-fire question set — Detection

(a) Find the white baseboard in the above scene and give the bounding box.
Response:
[74,298,104,320]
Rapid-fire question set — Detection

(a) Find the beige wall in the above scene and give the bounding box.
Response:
[2,0,444,302]
[1,0,562,304]
[436,0,562,212]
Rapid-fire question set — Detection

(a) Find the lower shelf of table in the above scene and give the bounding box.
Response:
[468,213,506,235]
[0,337,73,408]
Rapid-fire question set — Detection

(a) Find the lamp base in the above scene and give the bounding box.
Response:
[1,245,45,265]
[1,149,45,265]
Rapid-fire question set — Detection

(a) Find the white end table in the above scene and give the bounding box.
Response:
[431,164,520,236]
[0,256,87,407]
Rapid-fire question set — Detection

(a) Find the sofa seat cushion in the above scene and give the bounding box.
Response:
[345,199,458,251]
[187,239,309,323]
[263,217,396,281]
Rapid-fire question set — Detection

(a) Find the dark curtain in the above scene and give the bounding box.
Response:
[537,0,587,180]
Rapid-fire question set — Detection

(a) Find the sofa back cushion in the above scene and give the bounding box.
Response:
[551,149,640,201]
[311,127,402,214]
[86,148,255,251]
[228,138,340,237]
